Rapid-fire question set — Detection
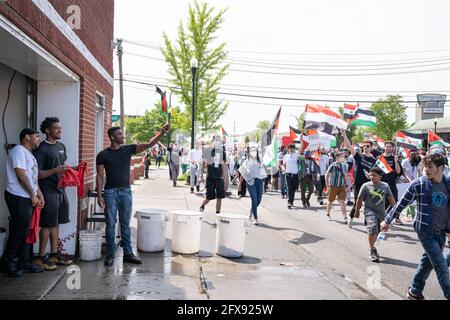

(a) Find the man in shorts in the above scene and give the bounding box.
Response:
[355,167,396,262]
[325,151,348,221]
[199,135,227,214]
[33,117,72,269]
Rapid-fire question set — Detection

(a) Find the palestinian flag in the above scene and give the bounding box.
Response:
[221,126,227,137]
[344,103,358,120]
[396,131,422,151]
[156,86,168,114]
[289,126,302,142]
[312,149,321,164]
[428,130,450,147]
[304,104,347,134]
[374,155,393,174]
[262,107,282,167]
[349,108,376,127]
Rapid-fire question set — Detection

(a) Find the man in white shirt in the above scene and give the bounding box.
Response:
[188,142,203,193]
[282,143,301,209]
[317,149,330,205]
[1,129,45,277]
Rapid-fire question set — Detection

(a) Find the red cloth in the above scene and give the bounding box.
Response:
[26,206,41,244]
[57,161,88,197]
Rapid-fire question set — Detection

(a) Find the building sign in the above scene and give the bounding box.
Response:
[417,94,446,120]
[112,115,120,122]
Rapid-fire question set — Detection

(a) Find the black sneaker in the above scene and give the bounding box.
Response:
[407,287,425,300]
[287,203,292,209]
[104,255,114,267]
[196,186,200,192]
[18,260,44,273]
[306,200,311,207]
[0,258,22,277]
[370,250,379,262]
[190,187,194,193]
[123,253,142,265]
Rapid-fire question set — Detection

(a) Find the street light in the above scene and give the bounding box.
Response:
[434,117,437,133]
[190,57,198,150]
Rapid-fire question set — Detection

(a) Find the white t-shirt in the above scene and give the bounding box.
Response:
[402,159,420,181]
[6,145,39,198]
[188,149,203,164]
[319,155,330,176]
[283,153,299,174]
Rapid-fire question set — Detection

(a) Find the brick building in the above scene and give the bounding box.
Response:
[0,0,114,255]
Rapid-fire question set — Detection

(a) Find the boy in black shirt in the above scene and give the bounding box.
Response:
[97,124,169,267]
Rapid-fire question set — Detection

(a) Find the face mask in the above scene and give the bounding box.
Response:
[339,158,346,163]
[250,150,257,158]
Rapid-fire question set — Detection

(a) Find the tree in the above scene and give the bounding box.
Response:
[256,120,270,131]
[161,1,229,132]
[125,102,175,145]
[371,95,408,141]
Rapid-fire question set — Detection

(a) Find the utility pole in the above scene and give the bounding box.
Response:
[117,38,125,130]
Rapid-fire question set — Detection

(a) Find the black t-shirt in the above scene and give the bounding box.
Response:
[96,144,137,189]
[203,147,226,180]
[371,149,382,158]
[380,155,401,187]
[34,141,67,189]
[354,152,376,186]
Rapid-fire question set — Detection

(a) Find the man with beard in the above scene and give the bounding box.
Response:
[33,118,72,270]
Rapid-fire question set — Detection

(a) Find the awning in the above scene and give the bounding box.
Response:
[407,117,450,134]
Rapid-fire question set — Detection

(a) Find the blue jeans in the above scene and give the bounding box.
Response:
[410,231,450,299]
[104,188,133,256]
[248,178,264,220]
[280,172,286,196]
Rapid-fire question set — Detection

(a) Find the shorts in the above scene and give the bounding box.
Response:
[206,178,225,200]
[40,185,70,228]
[328,186,346,202]
[364,212,385,235]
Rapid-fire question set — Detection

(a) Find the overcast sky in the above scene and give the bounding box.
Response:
[113,0,450,136]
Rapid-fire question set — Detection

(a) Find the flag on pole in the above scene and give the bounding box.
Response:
[374,155,394,174]
[343,103,359,120]
[349,108,377,127]
[304,104,347,134]
[428,130,450,147]
[375,136,385,149]
[396,131,423,150]
[263,107,282,167]
[156,86,168,114]
[221,126,227,137]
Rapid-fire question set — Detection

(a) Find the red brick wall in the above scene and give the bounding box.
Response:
[0,0,114,230]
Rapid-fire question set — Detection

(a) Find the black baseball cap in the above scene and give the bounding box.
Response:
[19,128,39,141]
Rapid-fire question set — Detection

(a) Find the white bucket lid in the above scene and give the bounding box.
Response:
[79,230,102,238]
[171,210,203,217]
[136,208,169,216]
[216,213,247,220]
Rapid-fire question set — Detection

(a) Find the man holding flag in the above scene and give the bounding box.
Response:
[377,141,403,225]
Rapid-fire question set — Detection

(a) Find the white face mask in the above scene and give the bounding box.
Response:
[250,150,257,158]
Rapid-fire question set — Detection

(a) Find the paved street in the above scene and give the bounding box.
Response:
[0,166,448,300]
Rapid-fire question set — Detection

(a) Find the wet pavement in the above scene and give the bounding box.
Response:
[0,166,447,300]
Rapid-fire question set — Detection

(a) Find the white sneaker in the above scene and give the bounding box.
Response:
[253,219,259,225]
[347,218,353,229]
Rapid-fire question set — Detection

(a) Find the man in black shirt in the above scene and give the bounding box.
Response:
[199,135,227,214]
[379,141,403,225]
[97,124,169,267]
[33,117,72,270]
[341,129,377,227]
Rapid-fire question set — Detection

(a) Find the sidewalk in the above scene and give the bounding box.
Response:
[0,167,353,300]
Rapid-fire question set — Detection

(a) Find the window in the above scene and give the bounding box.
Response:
[95,92,105,166]
[26,77,37,130]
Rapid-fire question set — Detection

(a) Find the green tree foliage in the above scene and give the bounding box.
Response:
[161,1,229,132]
[125,102,180,145]
[371,95,408,141]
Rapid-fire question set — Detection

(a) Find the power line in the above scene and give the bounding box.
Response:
[121,39,450,57]
[118,73,450,94]
[117,78,447,105]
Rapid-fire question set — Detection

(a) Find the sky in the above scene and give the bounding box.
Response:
[113,0,450,136]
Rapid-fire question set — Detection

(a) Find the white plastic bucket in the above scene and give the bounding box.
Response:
[215,214,247,258]
[171,210,202,254]
[0,228,6,258]
[135,209,169,252]
[79,230,102,261]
